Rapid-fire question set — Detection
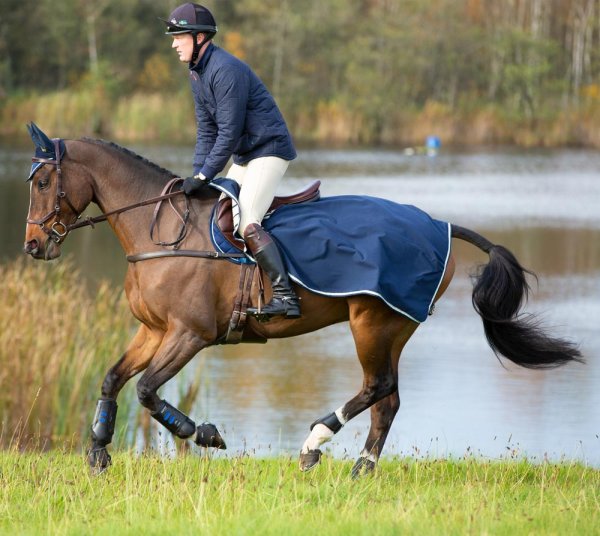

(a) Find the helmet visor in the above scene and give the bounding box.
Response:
[159,18,217,35]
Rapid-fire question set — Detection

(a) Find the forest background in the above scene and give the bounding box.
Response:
[2,0,600,148]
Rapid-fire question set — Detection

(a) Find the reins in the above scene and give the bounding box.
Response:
[68,189,183,231]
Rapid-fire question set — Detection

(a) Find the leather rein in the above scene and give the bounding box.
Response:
[27,139,246,262]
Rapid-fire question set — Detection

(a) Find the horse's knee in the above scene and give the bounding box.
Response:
[136,380,158,410]
[367,375,397,401]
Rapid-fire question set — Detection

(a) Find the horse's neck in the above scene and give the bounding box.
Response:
[91,156,166,214]
[84,146,211,254]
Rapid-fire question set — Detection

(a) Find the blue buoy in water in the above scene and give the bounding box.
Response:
[425,136,441,155]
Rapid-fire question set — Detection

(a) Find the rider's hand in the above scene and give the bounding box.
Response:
[183,173,209,196]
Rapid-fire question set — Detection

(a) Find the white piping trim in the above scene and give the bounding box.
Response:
[287,275,420,323]
[426,222,453,314]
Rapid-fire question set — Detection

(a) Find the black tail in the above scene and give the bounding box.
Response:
[451,224,583,369]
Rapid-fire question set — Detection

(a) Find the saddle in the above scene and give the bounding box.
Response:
[214,180,321,252]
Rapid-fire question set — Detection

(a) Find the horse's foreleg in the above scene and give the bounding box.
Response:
[88,325,162,473]
[135,324,226,450]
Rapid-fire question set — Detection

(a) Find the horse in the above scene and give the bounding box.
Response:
[22,125,583,477]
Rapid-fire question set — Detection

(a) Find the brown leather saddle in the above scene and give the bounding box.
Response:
[215,180,321,251]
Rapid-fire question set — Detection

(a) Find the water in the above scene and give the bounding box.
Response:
[2,142,599,465]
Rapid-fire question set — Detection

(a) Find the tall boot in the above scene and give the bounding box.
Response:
[244,223,301,319]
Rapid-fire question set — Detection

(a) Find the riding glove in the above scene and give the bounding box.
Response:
[183,173,209,196]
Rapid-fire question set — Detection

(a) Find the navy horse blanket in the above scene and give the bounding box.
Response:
[209,179,451,323]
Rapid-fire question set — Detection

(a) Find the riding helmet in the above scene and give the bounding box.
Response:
[160,3,218,36]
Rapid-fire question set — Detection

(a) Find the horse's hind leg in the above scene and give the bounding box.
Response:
[351,258,454,477]
[88,325,162,473]
[299,297,417,472]
[350,349,408,478]
[134,322,226,451]
[348,255,456,477]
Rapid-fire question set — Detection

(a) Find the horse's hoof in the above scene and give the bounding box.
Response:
[351,457,376,479]
[299,449,322,472]
[195,423,227,450]
[87,447,111,475]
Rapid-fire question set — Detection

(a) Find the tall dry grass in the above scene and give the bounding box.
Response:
[5,88,600,147]
[0,88,195,143]
[0,258,137,449]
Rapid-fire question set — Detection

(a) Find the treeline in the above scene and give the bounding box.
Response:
[2,0,600,147]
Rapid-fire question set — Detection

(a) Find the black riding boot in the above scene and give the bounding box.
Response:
[244,223,301,319]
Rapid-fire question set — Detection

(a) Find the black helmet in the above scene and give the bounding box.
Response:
[160,3,217,36]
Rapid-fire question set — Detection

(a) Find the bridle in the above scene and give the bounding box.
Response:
[25,139,246,262]
[26,138,80,243]
[26,138,186,245]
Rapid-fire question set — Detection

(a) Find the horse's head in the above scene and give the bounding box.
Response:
[23,123,94,260]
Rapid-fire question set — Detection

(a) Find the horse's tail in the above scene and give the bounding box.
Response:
[450,224,583,369]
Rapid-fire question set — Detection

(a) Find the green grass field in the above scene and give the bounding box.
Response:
[1,450,598,535]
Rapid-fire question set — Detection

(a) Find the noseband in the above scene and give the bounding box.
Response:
[26,138,80,243]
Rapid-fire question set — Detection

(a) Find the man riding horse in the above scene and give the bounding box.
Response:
[162,3,300,320]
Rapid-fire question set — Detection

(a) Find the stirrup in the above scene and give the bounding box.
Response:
[248,295,301,321]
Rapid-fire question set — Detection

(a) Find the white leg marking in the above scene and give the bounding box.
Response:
[359,449,378,463]
[301,406,347,453]
[335,407,347,425]
[301,424,334,454]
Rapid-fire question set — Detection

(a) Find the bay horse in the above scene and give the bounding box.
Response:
[22,126,582,477]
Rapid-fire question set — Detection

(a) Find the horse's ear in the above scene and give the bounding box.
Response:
[26,122,64,181]
[27,122,54,155]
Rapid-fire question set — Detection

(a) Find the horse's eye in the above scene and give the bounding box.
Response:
[37,178,49,190]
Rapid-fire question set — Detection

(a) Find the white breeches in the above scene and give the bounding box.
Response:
[226,156,289,234]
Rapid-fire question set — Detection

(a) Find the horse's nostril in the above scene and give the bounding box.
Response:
[24,239,39,254]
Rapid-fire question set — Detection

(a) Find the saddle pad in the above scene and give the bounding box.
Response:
[208,180,451,323]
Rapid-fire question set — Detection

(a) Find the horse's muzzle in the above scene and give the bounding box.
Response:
[23,238,61,260]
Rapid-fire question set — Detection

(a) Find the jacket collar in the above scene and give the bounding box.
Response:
[190,43,215,74]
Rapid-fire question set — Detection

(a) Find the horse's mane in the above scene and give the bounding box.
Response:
[81,137,177,178]
[79,137,220,200]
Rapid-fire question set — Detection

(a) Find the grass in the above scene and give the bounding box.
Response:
[0,451,598,535]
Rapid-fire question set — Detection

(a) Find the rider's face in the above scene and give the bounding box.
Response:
[171,33,195,63]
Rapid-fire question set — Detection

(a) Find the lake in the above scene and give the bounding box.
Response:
[2,142,599,465]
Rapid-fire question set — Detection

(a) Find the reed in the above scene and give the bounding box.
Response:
[111,92,196,143]
[4,88,600,148]
[0,258,137,449]
[0,451,598,535]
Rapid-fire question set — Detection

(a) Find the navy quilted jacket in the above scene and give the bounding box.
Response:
[189,44,297,180]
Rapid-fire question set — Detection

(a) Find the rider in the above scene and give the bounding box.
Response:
[161,3,300,320]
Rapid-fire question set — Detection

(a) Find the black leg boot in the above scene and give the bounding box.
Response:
[244,223,301,319]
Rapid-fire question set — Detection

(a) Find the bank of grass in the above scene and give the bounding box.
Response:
[0,450,598,535]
